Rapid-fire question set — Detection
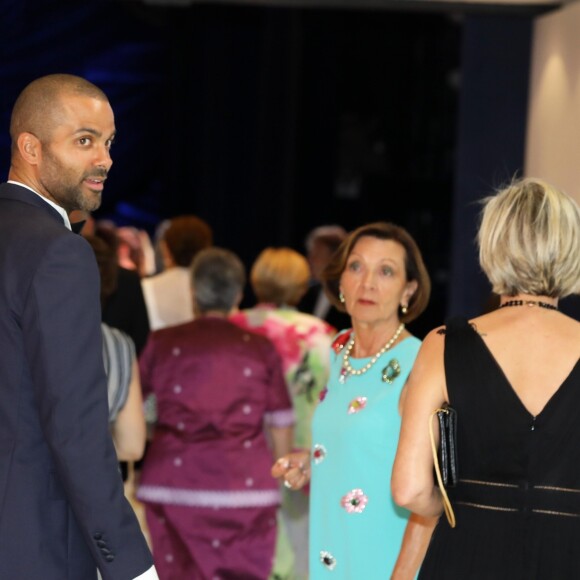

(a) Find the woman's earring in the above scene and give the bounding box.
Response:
[339,292,345,304]
[400,304,408,315]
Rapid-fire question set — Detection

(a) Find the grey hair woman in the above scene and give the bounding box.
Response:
[137,246,294,579]
[192,247,245,315]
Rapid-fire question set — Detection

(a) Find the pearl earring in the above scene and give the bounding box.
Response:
[339,292,345,304]
[400,304,408,314]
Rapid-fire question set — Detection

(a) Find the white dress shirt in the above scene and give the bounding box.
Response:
[134,566,159,579]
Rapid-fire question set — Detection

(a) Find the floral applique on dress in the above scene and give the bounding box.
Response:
[347,396,367,414]
[312,444,327,465]
[340,489,368,514]
[331,330,353,354]
[320,550,337,570]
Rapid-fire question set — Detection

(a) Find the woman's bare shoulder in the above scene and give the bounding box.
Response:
[421,324,448,346]
[412,325,446,368]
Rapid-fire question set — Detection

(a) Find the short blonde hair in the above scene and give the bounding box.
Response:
[478,177,580,297]
[251,247,310,306]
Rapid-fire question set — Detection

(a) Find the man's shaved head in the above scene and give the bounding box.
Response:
[10,74,109,149]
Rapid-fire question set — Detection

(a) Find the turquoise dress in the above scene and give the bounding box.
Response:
[309,330,421,579]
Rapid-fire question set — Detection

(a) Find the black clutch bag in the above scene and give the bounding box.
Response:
[436,403,458,488]
[429,403,458,527]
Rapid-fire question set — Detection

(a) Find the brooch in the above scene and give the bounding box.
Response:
[381,358,401,384]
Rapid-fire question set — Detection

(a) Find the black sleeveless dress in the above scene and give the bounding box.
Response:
[419,317,580,580]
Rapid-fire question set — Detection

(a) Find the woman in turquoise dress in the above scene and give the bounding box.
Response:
[273,222,437,579]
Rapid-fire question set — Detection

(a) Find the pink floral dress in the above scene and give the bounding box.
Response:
[231,304,335,579]
[231,304,335,452]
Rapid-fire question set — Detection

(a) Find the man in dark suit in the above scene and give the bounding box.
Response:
[0,74,157,579]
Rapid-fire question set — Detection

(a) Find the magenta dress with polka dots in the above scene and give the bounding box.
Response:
[137,316,294,579]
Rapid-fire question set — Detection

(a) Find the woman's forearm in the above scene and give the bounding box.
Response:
[391,513,438,580]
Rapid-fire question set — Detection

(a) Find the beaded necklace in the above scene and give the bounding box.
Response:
[499,299,558,311]
[339,323,405,384]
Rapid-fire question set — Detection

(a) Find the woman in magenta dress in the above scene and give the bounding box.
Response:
[137,248,294,579]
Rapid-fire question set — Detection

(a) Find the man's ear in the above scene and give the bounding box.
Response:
[17,133,41,165]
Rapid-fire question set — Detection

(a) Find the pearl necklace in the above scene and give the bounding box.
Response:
[499,299,558,311]
[339,323,405,383]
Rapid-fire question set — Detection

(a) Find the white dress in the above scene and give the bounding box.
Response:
[141,267,194,331]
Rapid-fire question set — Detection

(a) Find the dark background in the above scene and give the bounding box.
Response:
[1,0,546,337]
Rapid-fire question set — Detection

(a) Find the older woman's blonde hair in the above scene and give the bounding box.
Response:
[251,247,310,307]
[478,177,580,298]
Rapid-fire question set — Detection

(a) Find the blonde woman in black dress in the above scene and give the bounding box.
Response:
[392,178,580,578]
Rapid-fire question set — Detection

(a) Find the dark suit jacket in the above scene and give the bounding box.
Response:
[0,183,153,579]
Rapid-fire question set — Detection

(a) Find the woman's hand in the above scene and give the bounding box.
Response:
[271,450,311,490]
